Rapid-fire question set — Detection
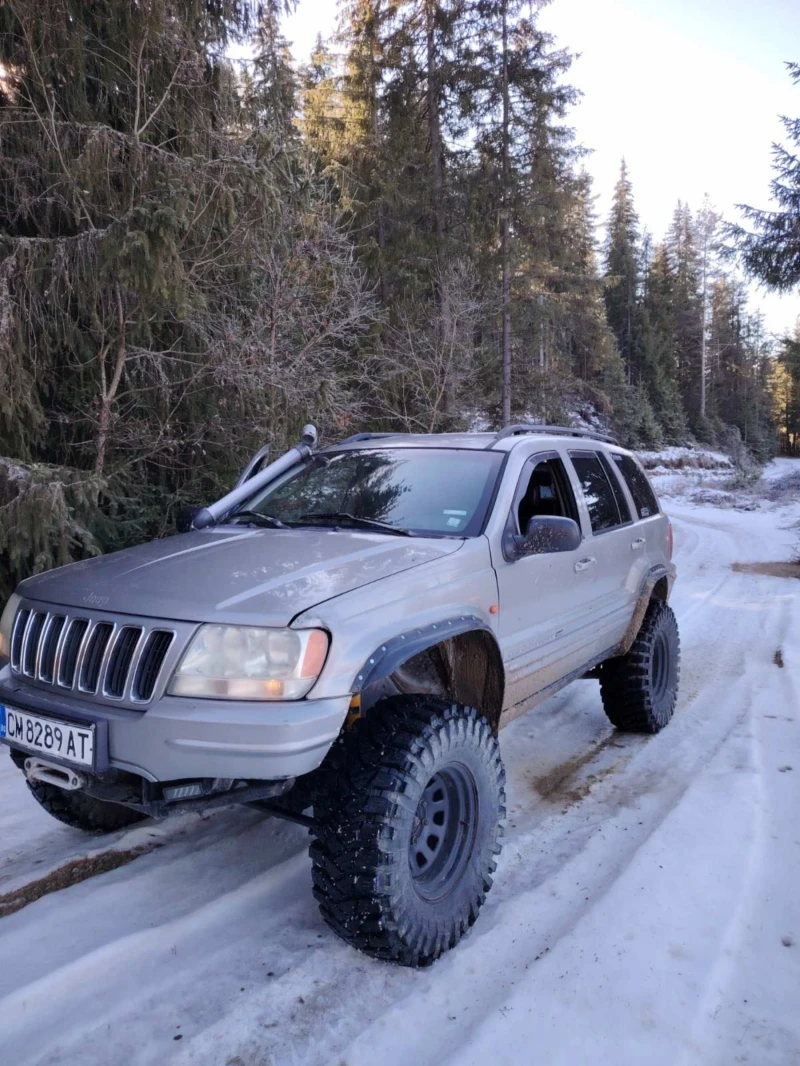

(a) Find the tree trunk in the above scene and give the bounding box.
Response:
[95,288,127,476]
[500,0,511,426]
[425,0,445,239]
[700,253,707,417]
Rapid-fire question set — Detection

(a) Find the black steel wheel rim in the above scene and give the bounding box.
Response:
[409,762,479,902]
[652,630,671,704]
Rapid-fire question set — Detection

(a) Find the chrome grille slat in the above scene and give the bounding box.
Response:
[57,618,90,688]
[78,622,115,693]
[22,612,46,677]
[10,608,30,670]
[104,626,143,700]
[20,610,38,676]
[37,614,65,683]
[33,612,50,679]
[9,602,181,709]
[94,621,119,695]
[122,628,149,702]
[132,630,175,702]
[72,620,98,691]
[52,615,72,684]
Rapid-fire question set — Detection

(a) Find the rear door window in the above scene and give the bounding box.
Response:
[568,452,624,533]
[598,453,632,524]
[611,454,660,520]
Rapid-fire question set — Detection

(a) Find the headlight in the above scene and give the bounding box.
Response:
[168,625,329,700]
[0,593,20,663]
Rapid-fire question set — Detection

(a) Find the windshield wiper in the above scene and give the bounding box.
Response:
[298,512,412,536]
[224,510,289,529]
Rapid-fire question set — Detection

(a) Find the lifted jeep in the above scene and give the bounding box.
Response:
[0,423,678,966]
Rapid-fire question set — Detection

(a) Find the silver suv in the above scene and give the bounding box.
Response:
[0,425,679,965]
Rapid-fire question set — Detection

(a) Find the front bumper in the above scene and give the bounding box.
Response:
[0,668,349,782]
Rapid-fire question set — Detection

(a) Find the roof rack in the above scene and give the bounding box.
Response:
[490,424,618,447]
[337,431,401,445]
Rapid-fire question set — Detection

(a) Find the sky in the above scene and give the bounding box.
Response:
[283,0,800,338]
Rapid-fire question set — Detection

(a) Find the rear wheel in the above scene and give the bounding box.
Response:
[600,599,680,733]
[310,695,505,967]
[26,779,145,834]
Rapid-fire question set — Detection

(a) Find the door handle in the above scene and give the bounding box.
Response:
[574,556,597,572]
[631,537,646,550]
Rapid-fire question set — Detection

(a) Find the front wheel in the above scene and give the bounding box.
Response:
[600,599,680,733]
[310,695,506,967]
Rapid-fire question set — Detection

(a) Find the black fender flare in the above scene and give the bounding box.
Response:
[352,615,498,693]
[614,562,676,657]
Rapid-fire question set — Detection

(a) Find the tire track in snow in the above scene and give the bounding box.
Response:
[0,503,792,1066]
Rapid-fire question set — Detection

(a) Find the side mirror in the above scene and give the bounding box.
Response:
[176,506,201,534]
[504,515,581,561]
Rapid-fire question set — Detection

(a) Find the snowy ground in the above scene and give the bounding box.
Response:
[1,458,799,1066]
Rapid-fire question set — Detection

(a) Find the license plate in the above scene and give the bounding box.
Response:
[0,704,95,768]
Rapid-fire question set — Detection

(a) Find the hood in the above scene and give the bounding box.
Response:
[19,527,464,626]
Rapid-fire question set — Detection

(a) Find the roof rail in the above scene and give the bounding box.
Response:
[337,431,401,445]
[490,424,619,447]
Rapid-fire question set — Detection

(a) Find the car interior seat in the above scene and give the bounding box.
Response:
[518,467,562,531]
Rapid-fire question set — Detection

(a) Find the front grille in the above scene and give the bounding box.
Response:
[9,606,178,707]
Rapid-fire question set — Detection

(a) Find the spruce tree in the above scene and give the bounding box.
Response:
[0,0,376,587]
[665,201,704,431]
[771,326,800,453]
[604,160,641,386]
[732,62,800,292]
[639,245,689,444]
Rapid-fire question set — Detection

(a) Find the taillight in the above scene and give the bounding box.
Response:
[667,519,674,561]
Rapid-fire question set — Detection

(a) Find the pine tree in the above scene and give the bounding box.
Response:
[246,0,299,137]
[0,0,376,585]
[732,62,800,292]
[458,0,579,422]
[301,35,345,170]
[706,279,775,460]
[665,201,704,430]
[695,195,722,419]
[604,160,640,386]
[639,245,689,443]
[771,325,800,453]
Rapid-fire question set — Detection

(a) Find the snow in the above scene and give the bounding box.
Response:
[1,458,800,1065]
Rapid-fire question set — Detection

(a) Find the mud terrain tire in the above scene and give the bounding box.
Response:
[600,599,680,733]
[310,695,505,967]
[26,780,145,834]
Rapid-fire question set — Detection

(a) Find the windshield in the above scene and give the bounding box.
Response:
[233,448,504,537]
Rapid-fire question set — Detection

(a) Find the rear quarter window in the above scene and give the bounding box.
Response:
[612,454,660,519]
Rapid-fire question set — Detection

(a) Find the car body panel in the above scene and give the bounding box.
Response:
[295,536,499,701]
[19,527,463,627]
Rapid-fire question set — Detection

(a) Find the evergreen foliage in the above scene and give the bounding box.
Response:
[0,0,377,585]
[0,0,788,595]
[731,62,800,292]
[771,326,800,454]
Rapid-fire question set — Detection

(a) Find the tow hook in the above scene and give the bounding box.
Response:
[24,757,85,792]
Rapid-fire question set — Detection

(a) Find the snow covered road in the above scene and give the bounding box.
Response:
[1,463,799,1066]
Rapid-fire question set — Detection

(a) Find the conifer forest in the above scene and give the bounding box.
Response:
[0,1,798,597]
